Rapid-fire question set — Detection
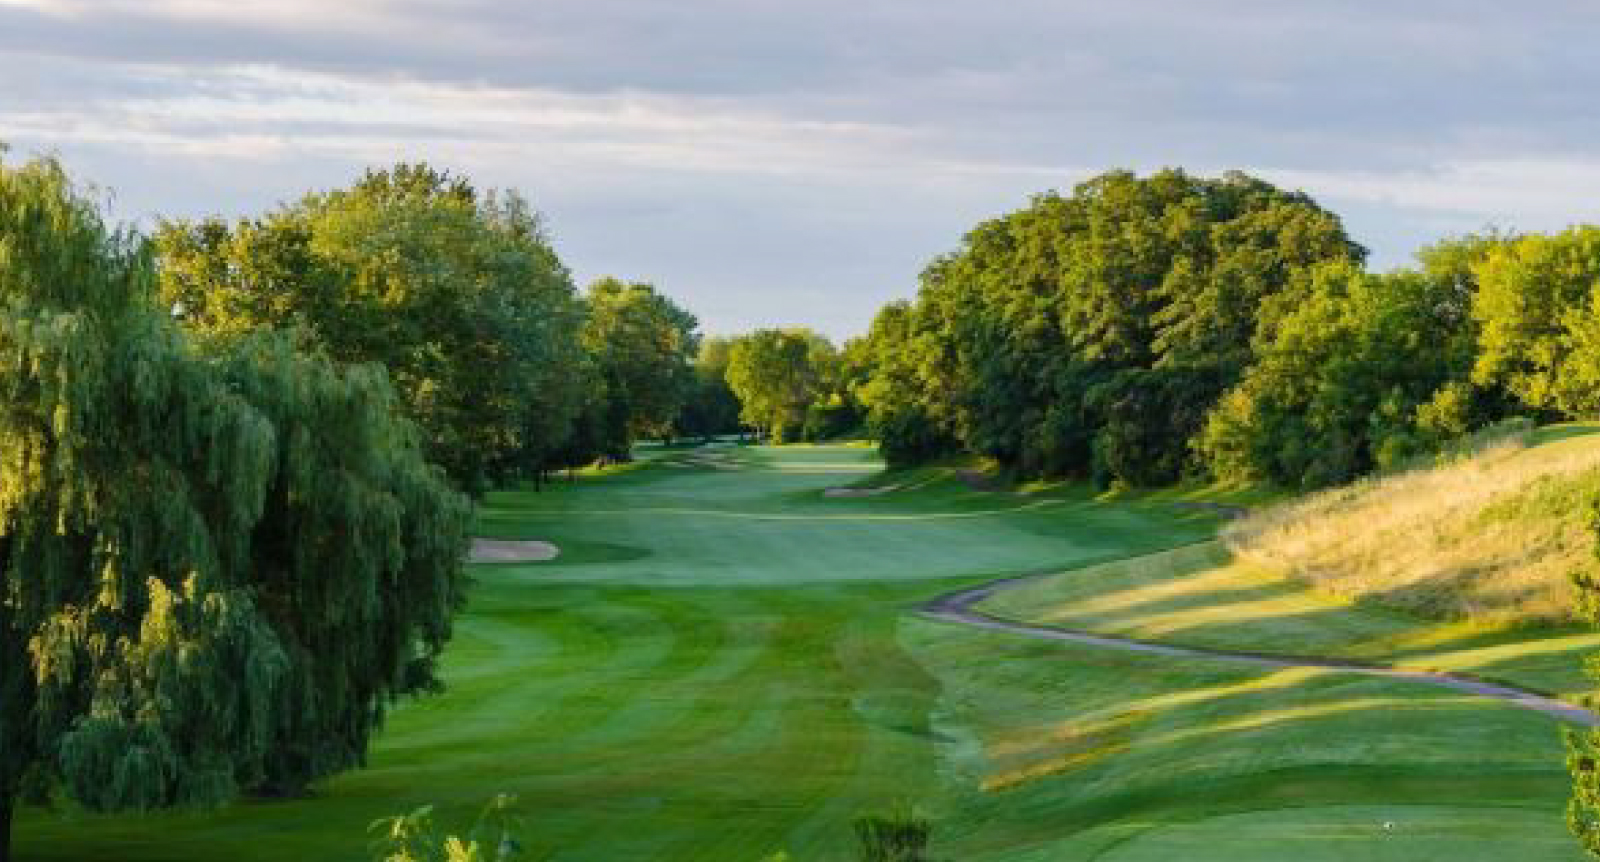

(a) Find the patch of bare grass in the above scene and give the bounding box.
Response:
[1226,425,1600,625]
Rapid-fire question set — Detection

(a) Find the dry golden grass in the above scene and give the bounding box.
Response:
[1226,424,1600,625]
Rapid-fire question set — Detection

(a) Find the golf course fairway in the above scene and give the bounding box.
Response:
[14,444,1596,860]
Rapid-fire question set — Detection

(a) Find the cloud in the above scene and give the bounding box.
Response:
[2,1,1598,337]
[1,0,416,30]
[1265,158,1600,236]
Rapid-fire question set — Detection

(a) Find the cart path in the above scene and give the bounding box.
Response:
[919,569,1600,727]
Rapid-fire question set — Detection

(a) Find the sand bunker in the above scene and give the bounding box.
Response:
[470,538,561,563]
[823,485,901,498]
[683,454,742,471]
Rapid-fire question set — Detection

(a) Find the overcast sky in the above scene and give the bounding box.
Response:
[3,1,1598,339]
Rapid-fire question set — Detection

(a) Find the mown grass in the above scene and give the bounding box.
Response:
[15,443,1595,861]
[911,617,1585,860]
[976,541,1600,696]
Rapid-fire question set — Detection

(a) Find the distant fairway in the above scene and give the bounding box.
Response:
[15,444,1593,860]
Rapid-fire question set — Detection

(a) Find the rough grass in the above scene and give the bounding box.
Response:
[1226,423,1600,625]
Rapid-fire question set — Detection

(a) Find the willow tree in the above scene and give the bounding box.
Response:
[0,157,468,860]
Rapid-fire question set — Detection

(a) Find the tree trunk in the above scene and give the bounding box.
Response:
[1,790,14,862]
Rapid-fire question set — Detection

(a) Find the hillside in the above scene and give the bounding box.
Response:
[1227,423,1600,626]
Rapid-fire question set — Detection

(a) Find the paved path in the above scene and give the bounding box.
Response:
[920,569,1600,727]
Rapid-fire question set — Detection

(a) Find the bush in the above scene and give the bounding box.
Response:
[370,794,527,862]
[853,809,933,862]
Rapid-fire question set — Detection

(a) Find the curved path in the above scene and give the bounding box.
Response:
[919,569,1600,727]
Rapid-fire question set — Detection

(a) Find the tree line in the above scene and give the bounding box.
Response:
[698,168,1600,489]
[842,168,1600,491]
[158,164,704,493]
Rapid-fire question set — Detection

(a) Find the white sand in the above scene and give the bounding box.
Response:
[823,485,901,498]
[469,538,561,563]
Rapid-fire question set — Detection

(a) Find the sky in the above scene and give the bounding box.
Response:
[3,1,1599,340]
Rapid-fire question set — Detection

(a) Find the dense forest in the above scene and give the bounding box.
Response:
[7,150,1600,859]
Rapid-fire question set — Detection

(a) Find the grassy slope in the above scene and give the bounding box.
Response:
[1229,423,1600,624]
[15,443,1595,860]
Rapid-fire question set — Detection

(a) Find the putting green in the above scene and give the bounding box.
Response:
[12,445,1592,860]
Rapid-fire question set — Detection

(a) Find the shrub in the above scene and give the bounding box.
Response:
[853,809,933,862]
[370,794,527,862]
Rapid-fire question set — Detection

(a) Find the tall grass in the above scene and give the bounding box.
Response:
[1226,422,1600,625]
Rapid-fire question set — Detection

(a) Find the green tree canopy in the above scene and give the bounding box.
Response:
[156,164,585,492]
[1197,255,1489,487]
[726,329,839,443]
[676,335,746,440]
[872,169,1363,482]
[0,156,468,861]
[851,302,957,466]
[579,278,700,452]
[1471,226,1600,417]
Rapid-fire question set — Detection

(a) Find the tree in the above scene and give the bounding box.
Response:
[580,278,700,452]
[676,336,746,441]
[726,329,838,443]
[1193,234,1521,489]
[1087,366,1228,487]
[157,164,585,493]
[864,169,1362,482]
[852,302,957,466]
[1197,260,1485,487]
[215,338,470,795]
[0,156,468,861]
[1471,226,1600,417]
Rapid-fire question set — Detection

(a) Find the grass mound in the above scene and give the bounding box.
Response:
[1227,423,1600,625]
